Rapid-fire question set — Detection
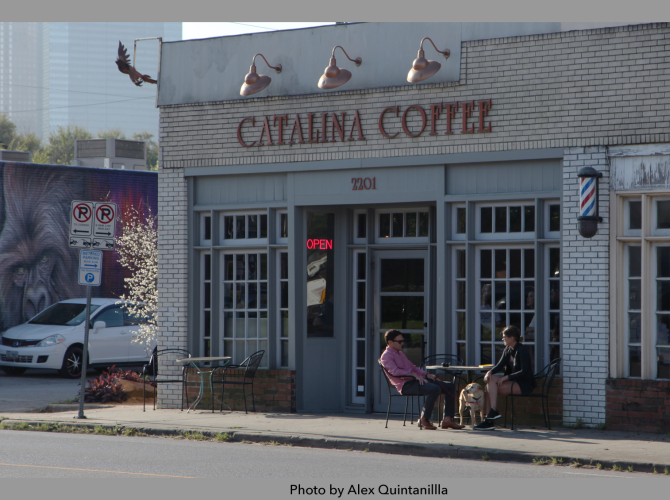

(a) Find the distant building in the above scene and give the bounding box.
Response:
[0,22,181,140]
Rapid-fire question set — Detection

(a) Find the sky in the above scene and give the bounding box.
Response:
[182,22,335,40]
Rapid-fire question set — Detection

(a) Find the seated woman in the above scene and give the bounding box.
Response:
[475,325,535,431]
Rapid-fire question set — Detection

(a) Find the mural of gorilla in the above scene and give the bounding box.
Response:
[0,164,86,331]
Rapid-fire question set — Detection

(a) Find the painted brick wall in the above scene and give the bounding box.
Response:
[562,146,610,426]
[183,369,297,413]
[156,167,189,408]
[159,23,670,169]
[606,379,670,433]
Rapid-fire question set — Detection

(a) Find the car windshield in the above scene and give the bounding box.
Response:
[29,303,101,326]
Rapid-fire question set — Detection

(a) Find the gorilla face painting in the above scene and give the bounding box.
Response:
[0,162,157,332]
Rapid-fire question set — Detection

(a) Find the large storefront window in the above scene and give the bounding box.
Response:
[450,200,560,370]
[221,252,268,366]
[477,247,535,370]
[618,195,670,379]
[306,212,335,337]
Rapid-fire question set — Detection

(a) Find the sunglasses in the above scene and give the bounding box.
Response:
[393,339,405,344]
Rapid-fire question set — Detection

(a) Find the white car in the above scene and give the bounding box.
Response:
[0,298,156,378]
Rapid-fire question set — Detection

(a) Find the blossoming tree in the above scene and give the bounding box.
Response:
[115,206,157,346]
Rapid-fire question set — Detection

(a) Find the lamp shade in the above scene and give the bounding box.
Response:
[407,38,450,83]
[239,55,281,97]
[318,47,361,90]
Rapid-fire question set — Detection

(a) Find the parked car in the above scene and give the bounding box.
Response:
[0,298,156,378]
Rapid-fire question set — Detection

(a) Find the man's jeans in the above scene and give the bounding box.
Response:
[401,379,457,420]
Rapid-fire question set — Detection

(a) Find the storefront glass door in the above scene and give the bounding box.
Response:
[373,250,428,413]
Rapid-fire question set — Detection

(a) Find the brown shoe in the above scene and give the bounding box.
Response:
[441,420,465,430]
[419,417,437,430]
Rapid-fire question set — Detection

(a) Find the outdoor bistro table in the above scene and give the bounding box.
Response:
[425,365,493,385]
[176,356,231,413]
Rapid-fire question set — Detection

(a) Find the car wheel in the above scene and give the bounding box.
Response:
[1,366,27,376]
[60,346,84,379]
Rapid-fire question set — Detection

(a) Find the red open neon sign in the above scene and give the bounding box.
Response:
[306,239,333,250]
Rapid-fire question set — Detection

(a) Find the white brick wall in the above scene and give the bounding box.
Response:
[561,146,610,426]
[158,23,670,169]
[157,166,189,408]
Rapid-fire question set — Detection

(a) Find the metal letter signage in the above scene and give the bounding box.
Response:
[237,100,493,148]
[70,201,117,250]
[78,249,103,286]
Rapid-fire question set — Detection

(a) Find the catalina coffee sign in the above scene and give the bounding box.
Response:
[236,100,493,147]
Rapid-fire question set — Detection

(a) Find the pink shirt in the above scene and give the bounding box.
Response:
[380,346,426,394]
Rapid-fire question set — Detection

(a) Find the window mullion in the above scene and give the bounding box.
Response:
[641,194,652,378]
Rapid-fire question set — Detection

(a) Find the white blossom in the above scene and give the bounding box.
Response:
[115,206,157,346]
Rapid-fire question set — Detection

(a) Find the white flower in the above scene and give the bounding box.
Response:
[115,206,157,346]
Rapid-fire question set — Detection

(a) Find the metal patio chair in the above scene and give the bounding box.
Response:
[212,350,264,413]
[142,348,191,412]
[378,359,422,428]
[504,358,561,430]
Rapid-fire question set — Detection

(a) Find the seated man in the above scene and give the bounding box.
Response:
[475,325,535,431]
[380,329,464,430]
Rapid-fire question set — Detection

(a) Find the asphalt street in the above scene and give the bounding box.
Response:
[0,369,85,412]
[0,429,652,479]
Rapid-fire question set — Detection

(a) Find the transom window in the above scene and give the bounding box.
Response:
[221,212,268,245]
[476,203,536,240]
[376,209,430,243]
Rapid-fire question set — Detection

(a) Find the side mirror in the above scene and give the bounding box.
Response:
[93,321,106,330]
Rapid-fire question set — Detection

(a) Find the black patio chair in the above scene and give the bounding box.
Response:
[421,354,465,423]
[504,357,561,430]
[142,348,191,412]
[213,350,264,413]
[378,359,421,428]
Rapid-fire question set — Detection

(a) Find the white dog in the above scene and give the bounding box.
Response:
[458,383,486,427]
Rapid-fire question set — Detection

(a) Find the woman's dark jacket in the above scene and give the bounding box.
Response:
[490,342,535,395]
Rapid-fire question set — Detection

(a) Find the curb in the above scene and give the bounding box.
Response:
[1,418,669,474]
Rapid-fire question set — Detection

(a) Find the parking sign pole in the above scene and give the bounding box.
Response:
[76,285,92,419]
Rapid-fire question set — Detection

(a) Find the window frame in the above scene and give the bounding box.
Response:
[374,208,430,244]
[612,192,670,380]
[219,211,269,246]
[474,201,537,241]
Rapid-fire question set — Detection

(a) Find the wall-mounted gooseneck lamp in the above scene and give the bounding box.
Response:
[577,167,604,238]
[407,37,450,83]
[318,46,362,90]
[240,54,282,96]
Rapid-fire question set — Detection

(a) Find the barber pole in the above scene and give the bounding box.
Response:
[580,176,597,217]
[577,167,603,238]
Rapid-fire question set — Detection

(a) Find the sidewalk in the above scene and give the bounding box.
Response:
[1,405,669,473]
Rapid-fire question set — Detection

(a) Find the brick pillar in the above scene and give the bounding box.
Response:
[157,166,189,408]
[561,146,610,426]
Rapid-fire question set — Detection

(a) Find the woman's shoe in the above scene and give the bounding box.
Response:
[441,420,465,430]
[419,417,437,430]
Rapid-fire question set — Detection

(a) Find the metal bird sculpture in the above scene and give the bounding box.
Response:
[115,41,157,87]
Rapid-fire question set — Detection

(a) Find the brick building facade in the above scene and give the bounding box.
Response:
[156,23,670,431]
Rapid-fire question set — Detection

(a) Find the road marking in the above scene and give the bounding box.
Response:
[0,462,197,478]
[563,471,630,478]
